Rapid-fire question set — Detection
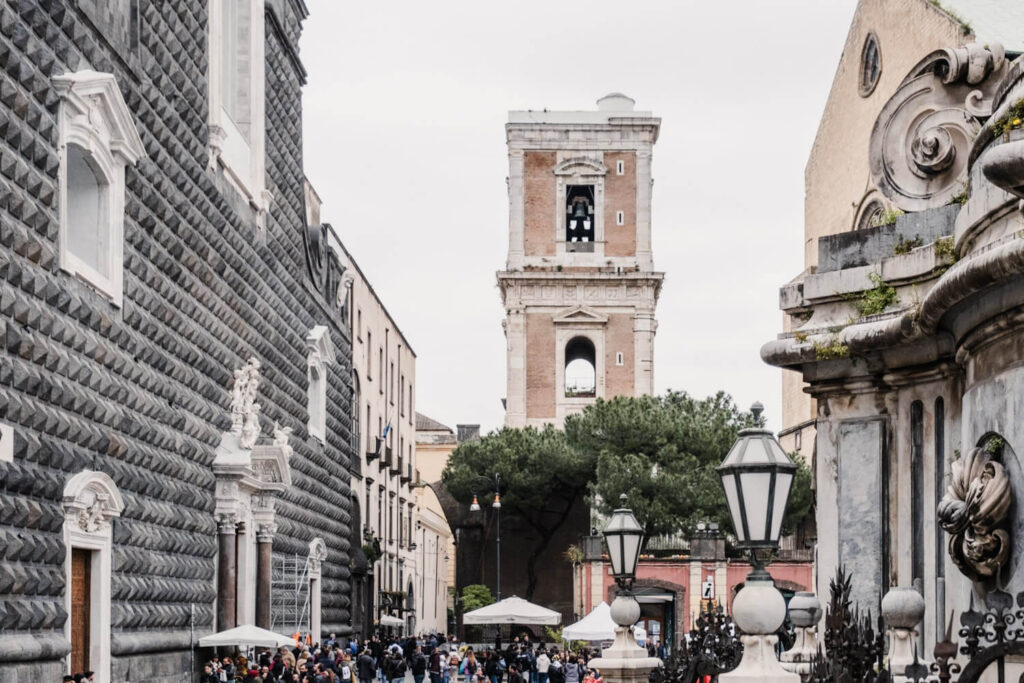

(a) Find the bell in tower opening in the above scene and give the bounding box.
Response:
[566,185,595,243]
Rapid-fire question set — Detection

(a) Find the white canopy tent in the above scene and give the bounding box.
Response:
[379,615,404,627]
[463,596,562,625]
[198,624,295,648]
[562,601,616,642]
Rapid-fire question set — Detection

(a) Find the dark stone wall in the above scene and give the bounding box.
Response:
[0,0,354,677]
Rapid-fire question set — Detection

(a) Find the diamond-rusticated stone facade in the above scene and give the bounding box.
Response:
[0,0,355,678]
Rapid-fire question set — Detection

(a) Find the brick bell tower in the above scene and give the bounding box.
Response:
[498,93,663,427]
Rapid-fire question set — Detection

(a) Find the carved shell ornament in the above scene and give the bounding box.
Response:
[937,446,1012,584]
[870,43,1006,212]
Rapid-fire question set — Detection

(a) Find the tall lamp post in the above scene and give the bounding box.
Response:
[717,403,799,683]
[469,473,502,600]
[589,494,661,683]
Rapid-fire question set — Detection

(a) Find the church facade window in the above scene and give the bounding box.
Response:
[307,326,336,442]
[860,32,881,96]
[54,70,145,304]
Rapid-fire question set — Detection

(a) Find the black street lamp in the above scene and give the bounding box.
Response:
[469,473,502,599]
[715,402,800,683]
[717,402,797,574]
[602,493,645,590]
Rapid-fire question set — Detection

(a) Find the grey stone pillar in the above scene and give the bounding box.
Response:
[256,525,273,629]
[217,515,237,631]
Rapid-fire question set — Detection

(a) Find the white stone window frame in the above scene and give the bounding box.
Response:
[62,470,125,683]
[207,0,271,225]
[308,538,327,640]
[553,309,607,423]
[554,157,607,262]
[306,325,336,442]
[54,70,145,306]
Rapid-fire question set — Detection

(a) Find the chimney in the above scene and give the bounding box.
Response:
[456,424,481,444]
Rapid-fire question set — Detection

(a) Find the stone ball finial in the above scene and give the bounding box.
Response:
[751,401,765,422]
[609,594,641,627]
[732,576,787,635]
[787,592,823,628]
[881,587,926,629]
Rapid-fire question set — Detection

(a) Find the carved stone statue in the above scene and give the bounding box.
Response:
[230,357,262,444]
[937,446,1012,583]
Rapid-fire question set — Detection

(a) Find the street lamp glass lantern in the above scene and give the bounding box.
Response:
[492,493,501,509]
[718,410,797,550]
[602,495,645,584]
[470,495,481,512]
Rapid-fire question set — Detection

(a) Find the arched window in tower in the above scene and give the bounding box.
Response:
[566,185,595,244]
[564,336,596,398]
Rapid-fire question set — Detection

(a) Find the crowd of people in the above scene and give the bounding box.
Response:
[199,631,607,683]
[61,673,95,682]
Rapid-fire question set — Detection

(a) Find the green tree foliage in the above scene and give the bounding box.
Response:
[461,584,495,611]
[442,426,596,599]
[565,391,812,539]
[444,392,814,598]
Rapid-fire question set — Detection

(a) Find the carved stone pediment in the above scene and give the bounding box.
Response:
[63,470,125,534]
[553,157,608,177]
[870,43,1007,212]
[553,305,609,325]
[251,443,292,491]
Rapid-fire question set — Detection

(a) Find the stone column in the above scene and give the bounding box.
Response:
[255,524,274,629]
[217,514,238,631]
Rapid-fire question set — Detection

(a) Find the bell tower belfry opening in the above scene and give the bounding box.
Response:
[498,93,663,427]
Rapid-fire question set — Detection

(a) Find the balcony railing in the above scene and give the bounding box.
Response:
[366,438,382,463]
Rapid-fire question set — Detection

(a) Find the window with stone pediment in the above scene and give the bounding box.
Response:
[306,326,336,442]
[55,70,145,305]
[208,0,269,217]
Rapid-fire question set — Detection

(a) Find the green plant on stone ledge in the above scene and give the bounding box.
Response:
[813,335,850,360]
[992,99,1024,139]
[893,235,923,255]
[948,179,970,206]
[853,272,899,317]
[870,208,904,228]
[934,237,956,262]
[928,0,972,34]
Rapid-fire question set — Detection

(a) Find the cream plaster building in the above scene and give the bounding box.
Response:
[498,94,663,427]
[316,188,424,634]
[779,0,1024,457]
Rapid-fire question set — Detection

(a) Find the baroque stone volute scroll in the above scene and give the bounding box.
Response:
[870,43,1006,212]
[936,445,1012,584]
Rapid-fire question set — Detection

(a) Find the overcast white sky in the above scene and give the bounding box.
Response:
[300,0,859,435]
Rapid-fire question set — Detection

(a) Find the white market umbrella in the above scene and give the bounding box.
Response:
[379,615,405,627]
[562,602,616,642]
[198,624,295,648]
[463,596,561,625]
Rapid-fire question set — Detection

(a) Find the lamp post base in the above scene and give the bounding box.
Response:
[719,635,799,683]
[588,627,662,683]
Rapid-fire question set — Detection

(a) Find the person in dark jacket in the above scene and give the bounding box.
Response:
[428,646,444,683]
[411,645,428,683]
[358,649,377,683]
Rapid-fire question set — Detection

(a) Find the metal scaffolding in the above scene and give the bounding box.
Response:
[271,554,310,635]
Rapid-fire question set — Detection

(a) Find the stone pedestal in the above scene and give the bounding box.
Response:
[780,591,822,677]
[719,575,799,683]
[882,588,927,681]
[587,596,661,683]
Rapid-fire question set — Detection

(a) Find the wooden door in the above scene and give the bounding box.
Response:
[70,548,91,675]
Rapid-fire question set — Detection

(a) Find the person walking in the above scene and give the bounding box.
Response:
[411,645,428,683]
[358,648,377,683]
[384,647,407,683]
